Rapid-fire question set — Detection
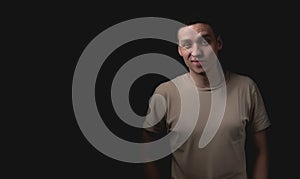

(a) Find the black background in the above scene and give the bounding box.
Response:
[7,2,299,179]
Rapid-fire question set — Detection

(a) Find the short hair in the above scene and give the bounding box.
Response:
[177,15,221,38]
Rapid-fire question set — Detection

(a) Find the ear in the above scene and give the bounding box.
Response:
[178,46,183,56]
[217,36,223,50]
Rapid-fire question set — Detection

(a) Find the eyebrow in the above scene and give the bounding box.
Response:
[179,34,211,42]
[180,39,192,43]
[199,34,211,39]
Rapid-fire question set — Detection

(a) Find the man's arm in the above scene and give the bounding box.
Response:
[252,130,269,179]
[142,130,162,179]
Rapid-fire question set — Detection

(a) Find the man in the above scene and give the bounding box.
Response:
[143,17,271,179]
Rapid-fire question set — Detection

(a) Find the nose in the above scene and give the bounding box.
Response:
[190,43,203,57]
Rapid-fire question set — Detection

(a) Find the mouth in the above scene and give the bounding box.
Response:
[191,60,202,66]
[191,59,207,63]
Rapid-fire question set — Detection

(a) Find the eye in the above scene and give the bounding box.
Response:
[179,39,193,49]
[181,42,192,49]
[198,38,210,46]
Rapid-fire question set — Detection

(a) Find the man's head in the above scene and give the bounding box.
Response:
[177,17,223,74]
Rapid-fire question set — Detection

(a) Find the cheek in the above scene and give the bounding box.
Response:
[202,48,218,59]
[207,46,219,55]
[184,60,190,68]
[180,53,190,66]
[180,50,190,59]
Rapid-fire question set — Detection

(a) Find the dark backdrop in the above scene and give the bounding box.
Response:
[9,2,298,179]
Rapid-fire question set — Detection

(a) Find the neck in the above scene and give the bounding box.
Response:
[189,68,225,89]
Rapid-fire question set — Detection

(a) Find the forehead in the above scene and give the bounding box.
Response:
[178,23,214,39]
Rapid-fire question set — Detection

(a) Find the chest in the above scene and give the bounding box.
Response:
[166,89,251,145]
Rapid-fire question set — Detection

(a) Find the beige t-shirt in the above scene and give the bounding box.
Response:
[144,71,271,179]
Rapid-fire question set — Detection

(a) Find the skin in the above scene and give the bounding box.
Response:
[144,23,269,179]
[252,130,269,179]
[177,23,223,88]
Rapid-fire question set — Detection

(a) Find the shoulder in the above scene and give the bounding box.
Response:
[155,80,175,94]
[227,71,258,91]
[227,71,255,84]
[154,73,188,95]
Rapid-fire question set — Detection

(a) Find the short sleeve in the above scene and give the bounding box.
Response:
[249,81,271,132]
[143,84,168,134]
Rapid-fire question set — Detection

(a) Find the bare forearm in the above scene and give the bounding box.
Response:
[253,153,268,179]
[143,130,162,179]
[144,162,162,179]
[253,150,269,179]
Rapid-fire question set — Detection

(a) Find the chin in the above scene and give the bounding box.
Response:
[191,68,206,75]
[195,67,205,73]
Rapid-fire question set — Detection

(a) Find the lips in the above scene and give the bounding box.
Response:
[191,60,201,67]
[191,59,207,63]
